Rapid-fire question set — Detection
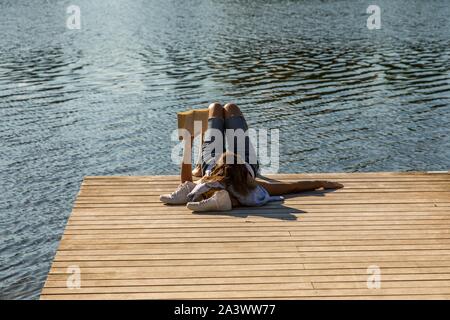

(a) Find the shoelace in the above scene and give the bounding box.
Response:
[171,182,191,197]
[198,194,217,208]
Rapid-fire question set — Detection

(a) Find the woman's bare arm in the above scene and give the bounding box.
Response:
[181,163,193,183]
[180,137,193,183]
[257,180,343,196]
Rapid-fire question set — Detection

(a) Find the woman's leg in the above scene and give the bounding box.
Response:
[209,102,224,118]
[192,103,224,177]
[257,180,344,196]
[223,103,259,176]
[199,102,226,177]
[224,103,243,119]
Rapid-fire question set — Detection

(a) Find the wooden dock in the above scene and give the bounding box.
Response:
[41,172,450,299]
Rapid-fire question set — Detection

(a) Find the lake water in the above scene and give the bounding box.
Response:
[1,0,449,299]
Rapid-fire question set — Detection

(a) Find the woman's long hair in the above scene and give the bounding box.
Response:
[202,152,257,196]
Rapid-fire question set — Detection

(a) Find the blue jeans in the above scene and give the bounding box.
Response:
[201,116,259,176]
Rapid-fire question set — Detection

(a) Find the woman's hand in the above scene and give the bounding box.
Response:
[321,181,344,189]
[192,164,203,177]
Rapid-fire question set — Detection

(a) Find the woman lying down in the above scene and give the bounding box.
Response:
[160,103,343,212]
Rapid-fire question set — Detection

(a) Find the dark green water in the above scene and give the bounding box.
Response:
[0,0,449,299]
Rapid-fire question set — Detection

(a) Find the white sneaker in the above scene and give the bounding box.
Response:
[159,181,196,205]
[187,190,232,212]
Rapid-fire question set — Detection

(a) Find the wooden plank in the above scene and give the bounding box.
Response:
[83,172,448,180]
[62,228,450,237]
[78,188,450,196]
[53,244,450,254]
[64,221,450,229]
[67,215,450,222]
[64,218,450,226]
[41,282,314,295]
[58,238,450,247]
[76,191,450,199]
[72,201,450,207]
[74,192,450,201]
[66,214,450,221]
[49,253,450,264]
[70,206,450,214]
[49,258,450,269]
[39,280,450,295]
[47,263,450,276]
[52,250,450,262]
[63,224,450,232]
[52,252,450,262]
[82,177,450,183]
[44,272,450,283]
